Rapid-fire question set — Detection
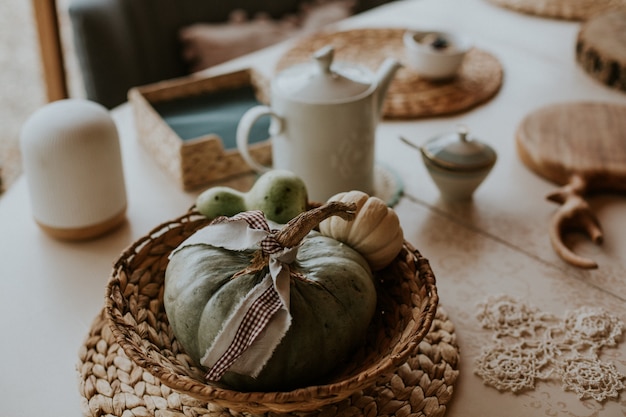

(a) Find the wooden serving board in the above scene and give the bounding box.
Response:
[516,101,626,268]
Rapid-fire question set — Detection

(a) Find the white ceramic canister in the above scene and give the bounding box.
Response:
[20,99,127,240]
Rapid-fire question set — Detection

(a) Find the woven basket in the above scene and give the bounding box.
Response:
[105,208,438,414]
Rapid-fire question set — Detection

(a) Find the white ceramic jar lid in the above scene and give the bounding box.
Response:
[421,126,497,171]
[273,46,374,103]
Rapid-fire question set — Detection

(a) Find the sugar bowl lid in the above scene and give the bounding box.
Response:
[273,45,374,103]
[420,126,497,171]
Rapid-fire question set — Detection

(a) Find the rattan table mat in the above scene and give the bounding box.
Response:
[273,28,503,120]
[78,306,459,417]
[485,0,626,20]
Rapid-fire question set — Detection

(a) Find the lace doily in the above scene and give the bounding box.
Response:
[474,295,625,402]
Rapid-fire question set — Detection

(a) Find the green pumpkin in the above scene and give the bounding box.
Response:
[164,207,376,392]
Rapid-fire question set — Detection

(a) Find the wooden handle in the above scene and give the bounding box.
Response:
[546,174,603,269]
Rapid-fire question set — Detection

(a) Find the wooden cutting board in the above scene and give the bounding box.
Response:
[516,101,626,269]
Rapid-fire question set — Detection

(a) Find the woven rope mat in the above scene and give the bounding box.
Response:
[485,0,626,20]
[273,28,503,120]
[78,306,459,417]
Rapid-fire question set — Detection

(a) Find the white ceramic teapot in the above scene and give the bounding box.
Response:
[237,46,401,202]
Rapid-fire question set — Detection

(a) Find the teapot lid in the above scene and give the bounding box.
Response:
[273,46,374,103]
[421,126,497,171]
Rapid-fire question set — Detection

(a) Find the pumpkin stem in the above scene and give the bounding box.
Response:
[275,201,357,248]
[231,202,357,278]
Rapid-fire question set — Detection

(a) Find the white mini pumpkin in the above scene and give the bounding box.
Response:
[319,191,404,270]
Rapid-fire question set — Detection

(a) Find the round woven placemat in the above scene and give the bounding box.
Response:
[485,0,626,20]
[77,306,459,417]
[273,28,503,120]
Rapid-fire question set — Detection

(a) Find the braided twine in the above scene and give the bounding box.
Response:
[104,208,439,414]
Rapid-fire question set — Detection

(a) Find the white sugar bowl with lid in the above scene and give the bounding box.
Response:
[237,45,401,202]
[402,126,497,200]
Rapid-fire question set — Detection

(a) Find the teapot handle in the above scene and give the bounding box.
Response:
[236,105,282,173]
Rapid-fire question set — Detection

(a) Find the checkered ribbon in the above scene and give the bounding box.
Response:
[172,210,295,381]
[205,284,282,380]
[222,210,283,256]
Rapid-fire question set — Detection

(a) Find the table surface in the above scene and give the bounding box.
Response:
[2,0,626,416]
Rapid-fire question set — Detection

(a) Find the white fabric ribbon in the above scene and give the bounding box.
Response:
[170,211,295,380]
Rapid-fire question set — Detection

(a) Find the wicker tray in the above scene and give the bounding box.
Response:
[129,68,272,191]
[78,306,458,417]
[105,208,439,414]
[485,0,626,20]
[273,28,503,119]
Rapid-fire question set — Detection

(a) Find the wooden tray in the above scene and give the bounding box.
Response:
[129,68,272,191]
[516,101,626,269]
[274,28,503,119]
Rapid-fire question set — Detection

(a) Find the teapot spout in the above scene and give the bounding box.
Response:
[374,58,402,116]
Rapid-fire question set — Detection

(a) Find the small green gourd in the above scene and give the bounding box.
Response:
[196,170,308,223]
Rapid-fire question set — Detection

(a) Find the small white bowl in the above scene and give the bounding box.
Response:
[403,30,471,80]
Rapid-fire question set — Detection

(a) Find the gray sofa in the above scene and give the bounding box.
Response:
[68,0,394,109]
